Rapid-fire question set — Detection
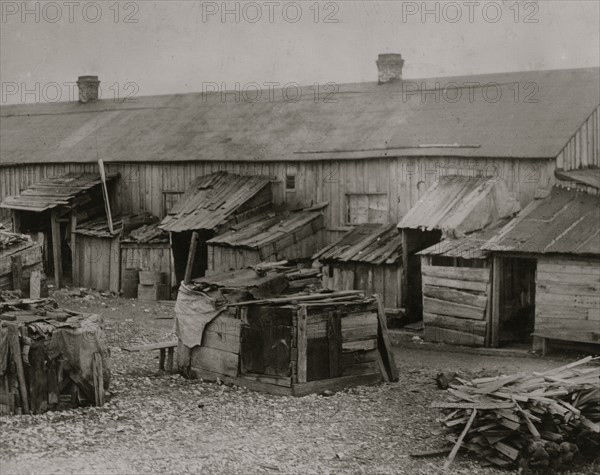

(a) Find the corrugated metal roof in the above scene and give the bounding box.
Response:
[314,223,402,265]
[208,209,324,250]
[159,172,271,233]
[417,220,511,260]
[484,187,600,256]
[397,176,521,237]
[1,68,598,165]
[0,172,118,212]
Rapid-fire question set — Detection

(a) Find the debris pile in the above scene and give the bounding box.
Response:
[0,295,110,414]
[431,357,600,471]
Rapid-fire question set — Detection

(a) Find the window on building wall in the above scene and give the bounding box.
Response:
[285,174,296,191]
[162,191,183,216]
[346,193,388,224]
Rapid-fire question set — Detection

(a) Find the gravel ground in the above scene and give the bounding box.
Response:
[0,292,596,475]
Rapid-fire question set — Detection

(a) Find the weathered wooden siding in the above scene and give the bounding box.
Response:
[322,262,402,310]
[535,256,600,343]
[556,106,600,171]
[421,262,492,347]
[73,234,120,292]
[120,242,173,289]
[0,240,43,293]
[0,157,555,242]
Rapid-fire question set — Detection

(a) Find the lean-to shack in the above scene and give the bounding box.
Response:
[159,172,273,282]
[206,207,326,274]
[313,224,403,315]
[484,186,600,353]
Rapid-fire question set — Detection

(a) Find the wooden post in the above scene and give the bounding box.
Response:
[183,231,200,284]
[50,208,63,288]
[159,348,166,371]
[71,213,78,286]
[8,324,29,414]
[166,347,174,372]
[296,306,308,383]
[375,294,399,382]
[400,230,409,310]
[327,311,342,378]
[11,255,22,292]
[12,210,21,233]
[97,159,114,234]
[491,256,502,348]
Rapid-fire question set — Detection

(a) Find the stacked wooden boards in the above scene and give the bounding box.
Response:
[178,289,398,396]
[430,357,600,470]
[534,257,600,345]
[421,263,491,346]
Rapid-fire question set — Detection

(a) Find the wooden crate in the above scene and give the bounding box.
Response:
[138,283,170,301]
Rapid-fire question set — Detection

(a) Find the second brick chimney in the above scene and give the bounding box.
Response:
[376,54,404,84]
[77,75,100,103]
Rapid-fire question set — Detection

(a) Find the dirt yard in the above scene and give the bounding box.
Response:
[0,291,597,475]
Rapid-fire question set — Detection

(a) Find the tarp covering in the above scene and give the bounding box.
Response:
[174,283,225,349]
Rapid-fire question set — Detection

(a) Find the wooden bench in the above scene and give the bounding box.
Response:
[532,332,600,356]
[122,340,178,372]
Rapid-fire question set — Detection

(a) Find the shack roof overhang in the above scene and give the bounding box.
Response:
[0,172,118,213]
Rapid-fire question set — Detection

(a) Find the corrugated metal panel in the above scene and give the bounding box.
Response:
[1,68,598,165]
[314,223,402,265]
[398,176,520,236]
[159,172,271,233]
[484,187,600,256]
[0,172,117,212]
[208,210,324,250]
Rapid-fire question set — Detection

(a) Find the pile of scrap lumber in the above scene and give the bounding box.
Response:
[431,357,600,471]
[0,227,43,294]
[0,296,109,414]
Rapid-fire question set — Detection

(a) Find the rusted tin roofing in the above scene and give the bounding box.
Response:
[1,68,598,165]
[484,187,600,256]
[208,209,324,250]
[417,220,511,260]
[159,172,271,233]
[397,176,520,238]
[0,172,117,212]
[314,223,402,265]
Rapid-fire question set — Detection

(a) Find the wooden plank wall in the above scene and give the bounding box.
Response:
[0,156,555,243]
[74,234,120,292]
[120,243,172,288]
[0,241,43,292]
[556,105,599,172]
[322,262,402,309]
[535,256,600,343]
[421,262,491,347]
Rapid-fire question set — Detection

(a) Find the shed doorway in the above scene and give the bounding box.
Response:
[495,257,537,346]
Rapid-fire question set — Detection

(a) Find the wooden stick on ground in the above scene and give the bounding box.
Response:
[443,408,477,470]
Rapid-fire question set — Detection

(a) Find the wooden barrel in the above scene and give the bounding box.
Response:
[122,268,139,298]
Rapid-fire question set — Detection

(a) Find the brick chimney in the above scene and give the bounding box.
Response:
[77,75,100,103]
[376,54,404,84]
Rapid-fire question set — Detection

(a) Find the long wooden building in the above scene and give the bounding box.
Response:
[2,62,598,246]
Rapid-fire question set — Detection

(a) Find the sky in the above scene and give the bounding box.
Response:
[1,0,599,104]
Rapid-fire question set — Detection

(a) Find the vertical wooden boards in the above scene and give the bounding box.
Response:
[327,311,342,378]
[11,255,22,292]
[491,257,502,348]
[50,208,62,288]
[297,306,308,383]
[375,294,399,382]
[7,324,29,414]
[109,235,121,293]
[70,213,78,286]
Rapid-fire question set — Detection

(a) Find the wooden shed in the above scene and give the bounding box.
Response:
[397,176,521,320]
[175,268,398,395]
[0,225,43,294]
[0,173,118,288]
[484,186,600,353]
[314,224,403,314]
[159,172,273,283]
[417,224,509,347]
[206,207,326,274]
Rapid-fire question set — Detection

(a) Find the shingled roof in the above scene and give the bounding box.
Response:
[1,68,598,165]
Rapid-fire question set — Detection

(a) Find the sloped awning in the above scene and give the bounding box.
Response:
[0,172,117,213]
[314,223,402,265]
[483,187,600,256]
[159,172,271,233]
[397,176,521,238]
